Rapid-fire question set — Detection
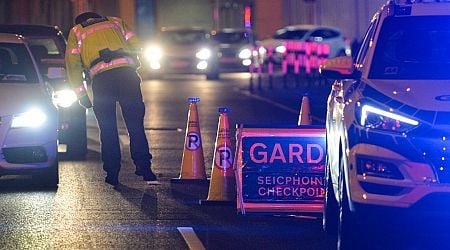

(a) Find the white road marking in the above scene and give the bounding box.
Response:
[177,227,205,250]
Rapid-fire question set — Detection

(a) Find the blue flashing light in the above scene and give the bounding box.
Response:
[188,97,200,103]
[219,107,232,113]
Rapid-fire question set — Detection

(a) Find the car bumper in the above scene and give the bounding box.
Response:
[347,142,450,210]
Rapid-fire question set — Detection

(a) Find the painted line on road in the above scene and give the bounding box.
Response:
[177,227,205,250]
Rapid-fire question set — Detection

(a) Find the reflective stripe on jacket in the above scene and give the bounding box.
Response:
[65,16,141,92]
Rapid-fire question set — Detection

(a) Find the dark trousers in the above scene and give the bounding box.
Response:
[92,67,152,175]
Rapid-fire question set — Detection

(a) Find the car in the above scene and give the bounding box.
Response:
[320,0,450,247]
[140,27,219,80]
[0,24,88,159]
[0,33,59,187]
[260,24,351,64]
[210,28,256,73]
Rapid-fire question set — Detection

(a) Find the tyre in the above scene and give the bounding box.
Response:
[337,160,360,250]
[33,161,59,188]
[206,72,219,80]
[64,114,87,160]
[323,161,339,235]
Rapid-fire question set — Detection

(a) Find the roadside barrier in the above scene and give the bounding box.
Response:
[171,97,208,184]
[250,40,330,90]
[298,94,312,125]
[200,108,236,205]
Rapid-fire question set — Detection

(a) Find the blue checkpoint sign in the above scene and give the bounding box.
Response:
[238,126,325,205]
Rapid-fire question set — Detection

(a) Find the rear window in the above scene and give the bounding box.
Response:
[0,43,39,83]
[369,16,450,79]
[27,37,65,58]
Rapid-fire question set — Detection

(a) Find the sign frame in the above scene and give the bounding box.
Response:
[236,124,326,215]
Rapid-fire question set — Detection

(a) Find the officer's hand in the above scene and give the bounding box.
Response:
[79,95,93,109]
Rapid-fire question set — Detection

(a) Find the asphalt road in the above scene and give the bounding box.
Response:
[3,72,442,250]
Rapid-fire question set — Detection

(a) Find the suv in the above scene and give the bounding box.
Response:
[0,24,88,159]
[211,28,256,73]
[320,0,450,247]
[260,24,351,63]
[140,27,219,80]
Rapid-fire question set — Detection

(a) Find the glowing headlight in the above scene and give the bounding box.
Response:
[196,48,211,60]
[11,108,47,128]
[144,45,163,61]
[359,104,419,132]
[53,89,77,108]
[238,48,251,59]
[275,45,286,54]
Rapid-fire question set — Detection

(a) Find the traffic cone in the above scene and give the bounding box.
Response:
[171,97,208,184]
[200,108,236,205]
[298,94,312,125]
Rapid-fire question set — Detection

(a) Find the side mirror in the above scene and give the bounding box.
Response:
[47,66,66,79]
[319,56,360,79]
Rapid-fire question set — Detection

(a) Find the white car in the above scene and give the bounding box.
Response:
[321,0,450,247]
[260,24,351,63]
[0,33,58,187]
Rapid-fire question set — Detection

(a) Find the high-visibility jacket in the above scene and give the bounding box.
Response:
[65,16,141,97]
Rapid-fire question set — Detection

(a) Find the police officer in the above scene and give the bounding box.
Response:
[65,12,156,186]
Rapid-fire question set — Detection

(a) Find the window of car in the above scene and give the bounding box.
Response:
[369,16,450,80]
[355,15,378,65]
[0,43,39,83]
[26,37,64,58]
[310,29,340,39]
[213,31,251,44]
[273,29,308,40]
[160,30,209,45]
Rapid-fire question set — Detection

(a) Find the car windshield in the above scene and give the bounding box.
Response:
[273,29,308,40]
[213,31,250,44]
[0,43,39,83]
[369,16,450,80]
[27,37,64,59]
[159,30,208,45]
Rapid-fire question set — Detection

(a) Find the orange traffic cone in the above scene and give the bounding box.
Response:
[201,108,236,205]
[171,97,208,184]
[298,94,312,125]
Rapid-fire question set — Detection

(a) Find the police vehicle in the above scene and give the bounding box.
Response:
[0,33,59,187]
[320,0,450,246]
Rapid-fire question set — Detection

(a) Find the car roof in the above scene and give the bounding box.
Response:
[214,28,252,33]
[279,24,341,32]
[0,24,63,36]
[0,33,26,43]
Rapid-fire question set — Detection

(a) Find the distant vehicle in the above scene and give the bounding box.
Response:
[0,33,59,187]
[141,27,219,80]
[211,28,256,73]
[320,0,450,247]
[260,24,351,63]
[0,24,88,159]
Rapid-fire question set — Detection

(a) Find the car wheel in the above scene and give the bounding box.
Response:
[206,72,219,80]
[323,159,339,235]
[34,160,59,188]
[337,159,360,250]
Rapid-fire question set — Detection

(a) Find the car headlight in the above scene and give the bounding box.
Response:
[144,45,163,61]
[11,108,47,128]
[53,89,77,108]
[275,45,286,54]
[359,104,419,132]
[238,48,251,59]
[196,48,211,60]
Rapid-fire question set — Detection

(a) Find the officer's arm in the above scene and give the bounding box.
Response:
[65,29,86,97]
